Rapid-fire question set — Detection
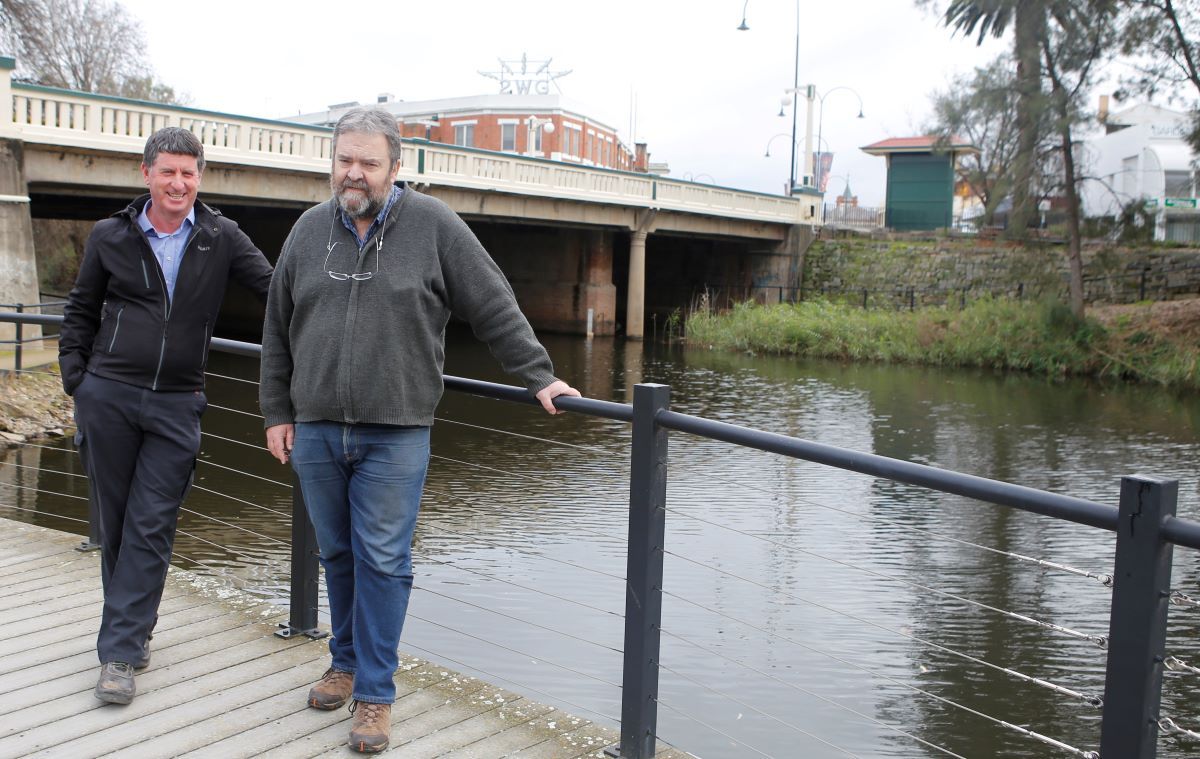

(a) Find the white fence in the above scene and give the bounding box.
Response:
[2,79,808,225]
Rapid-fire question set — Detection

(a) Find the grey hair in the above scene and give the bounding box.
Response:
[333,107,403,166]
[143,127,205,173]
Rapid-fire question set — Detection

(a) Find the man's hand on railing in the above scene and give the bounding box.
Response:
[266,423,294,464]
[535,380,581,415]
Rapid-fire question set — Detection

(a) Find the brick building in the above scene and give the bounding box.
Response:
[288,94,641,171]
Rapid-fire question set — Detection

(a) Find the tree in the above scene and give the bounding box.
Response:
[927,58,1022,226]
[1116,0,1200,152]
[941,0,1048,239]
[0,0,183,104]
[1041,1,1118,317]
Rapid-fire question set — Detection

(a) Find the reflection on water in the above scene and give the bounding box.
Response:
[4,329,1199,758]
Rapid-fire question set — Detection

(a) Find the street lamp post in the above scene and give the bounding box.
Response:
[811,86,864,191]
[525,116,555,158]
[740,0,800,194]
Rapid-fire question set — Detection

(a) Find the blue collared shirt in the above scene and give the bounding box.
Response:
[339,185,402,250]
[138,202,195,301]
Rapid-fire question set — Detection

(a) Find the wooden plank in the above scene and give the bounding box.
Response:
[414,699,557,759]
[368,690,542,759]
[0,542,79,570]
[0,606,259,692]
[255,669,491,758]
[0,550,89,578]
[0,554,93,586]
[0,517,693,759]
[0,591,212,659]
[511,721,624,759]
[4,587,101,623]
[22,641,329,758]
[0,575,98,612]
[0,596,221,677]
[0,603,265,725]
[0,632,321,755]
[176,662,452,759]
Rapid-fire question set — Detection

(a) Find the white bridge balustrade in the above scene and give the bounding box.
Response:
[2,79,811,225]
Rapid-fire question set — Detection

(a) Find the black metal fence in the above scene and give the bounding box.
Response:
[0,309,1195,758]
[0,301,67,372]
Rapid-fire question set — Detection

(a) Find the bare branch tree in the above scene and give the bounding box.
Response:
[0,0,184,104]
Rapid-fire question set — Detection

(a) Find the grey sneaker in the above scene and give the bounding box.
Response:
[134,637,151,670]
[348,700,391,753]
[308,667,354,710]
[95,662,135,704]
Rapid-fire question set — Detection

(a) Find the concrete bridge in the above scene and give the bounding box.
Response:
[0,57,814,338]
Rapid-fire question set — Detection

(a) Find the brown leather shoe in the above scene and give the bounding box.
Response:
[307,667,354,710]
[348,700,391,753]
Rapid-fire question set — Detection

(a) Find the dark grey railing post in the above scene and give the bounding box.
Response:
[1100,475,1178,758]
[608,383,670,759]
[276,470,327,639]
[14,303,23,372]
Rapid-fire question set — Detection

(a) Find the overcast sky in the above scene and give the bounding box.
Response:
[117,0,1015,205]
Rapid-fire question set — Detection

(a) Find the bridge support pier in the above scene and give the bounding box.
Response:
[625,210,657,341]
[484,225,617,336]
[748,224,813,303]
[0,137,43,345]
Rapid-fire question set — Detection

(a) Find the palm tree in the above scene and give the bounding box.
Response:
[944,0,1047,239]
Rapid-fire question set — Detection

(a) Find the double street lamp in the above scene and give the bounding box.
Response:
[525,116,554,158]
[739,5,865,196]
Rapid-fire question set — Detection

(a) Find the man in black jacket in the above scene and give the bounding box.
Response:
[59,127,272,705]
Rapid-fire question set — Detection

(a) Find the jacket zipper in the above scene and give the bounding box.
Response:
[140,259,150,289]
[199,319,211,365]
[108,304,125,352]
[150,226,201,390]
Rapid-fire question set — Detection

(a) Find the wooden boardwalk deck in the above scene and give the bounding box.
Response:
[0,517,692,759]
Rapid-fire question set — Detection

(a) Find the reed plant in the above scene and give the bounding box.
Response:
[685,297,1200,390]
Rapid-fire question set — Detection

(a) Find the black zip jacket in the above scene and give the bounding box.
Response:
[59,195,272,395]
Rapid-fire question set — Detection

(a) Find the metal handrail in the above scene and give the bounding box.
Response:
[0,309,1191,758]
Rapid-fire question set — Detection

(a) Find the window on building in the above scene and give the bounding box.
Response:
[533,125,543,152]
[1165,170,1194,197]
[454,124,475,147]
[562,125,580,156]
[602,140,610,166]
[1121,156,1137,198]
[501,123,516,152]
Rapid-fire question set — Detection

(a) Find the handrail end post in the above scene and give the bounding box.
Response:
[616,383,670,759]
[1099,474,1178,758]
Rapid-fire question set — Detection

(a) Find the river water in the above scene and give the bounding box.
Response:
[4,329,1200,758]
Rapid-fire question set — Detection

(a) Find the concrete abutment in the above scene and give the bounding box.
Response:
[0,138,42,343]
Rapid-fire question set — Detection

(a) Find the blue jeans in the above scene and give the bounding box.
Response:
[290,421,430,704]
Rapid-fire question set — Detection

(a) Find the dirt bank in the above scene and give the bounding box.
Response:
[0,368,73,445]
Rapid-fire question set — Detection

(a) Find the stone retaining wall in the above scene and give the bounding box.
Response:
[803,239,1200,308]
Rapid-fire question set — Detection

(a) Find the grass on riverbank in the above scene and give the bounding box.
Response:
[685,297,1200,390]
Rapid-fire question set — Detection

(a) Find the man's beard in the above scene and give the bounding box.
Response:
[332,177,389,219]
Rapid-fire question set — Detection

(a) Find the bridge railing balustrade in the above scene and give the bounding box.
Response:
[2,311,1195,757]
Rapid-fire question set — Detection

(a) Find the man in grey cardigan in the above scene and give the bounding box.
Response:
[259,107,578,754]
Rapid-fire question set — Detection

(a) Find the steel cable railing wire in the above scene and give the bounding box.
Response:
[188,484,290,519]
[651,698,775,759]
[656,661,861,758]
[661,544,1105,705]
[420,521,625,583]
[417,552,622,621]
[667,454,1115,588]
[663,505,1108,648]
[412,583,620,655]
[195,458,291,489]
[439,413,1116,589]
[661,627,966,759]
[398,639,621,730]
[663,590,1101,759]
[406,613,622,691]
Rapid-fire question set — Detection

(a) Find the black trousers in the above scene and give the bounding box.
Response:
[73,372,206,664]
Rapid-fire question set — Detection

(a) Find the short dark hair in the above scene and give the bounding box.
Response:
[143,127,205,173]
[333,107,403,166]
